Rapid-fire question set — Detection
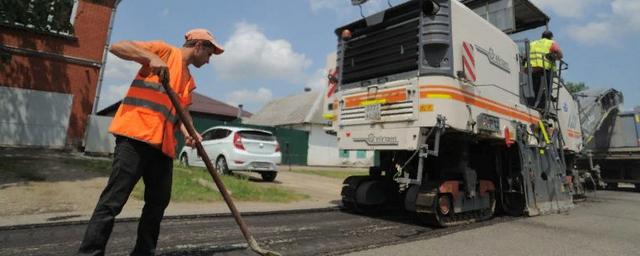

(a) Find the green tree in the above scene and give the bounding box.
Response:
[565,81,589,94]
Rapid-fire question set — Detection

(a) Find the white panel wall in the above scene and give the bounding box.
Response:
[84,115,115,154]
[339,149,374,167]
[307,124,374,167]
[0,86,73,148]
[307,124,342,166]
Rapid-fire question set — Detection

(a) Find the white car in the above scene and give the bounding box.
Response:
[178,126,281,181]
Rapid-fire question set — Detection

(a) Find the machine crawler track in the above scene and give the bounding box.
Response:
[416,184,496,227]
[418,199,496,227]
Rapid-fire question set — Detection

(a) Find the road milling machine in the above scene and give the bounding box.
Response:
[323,0,585,226]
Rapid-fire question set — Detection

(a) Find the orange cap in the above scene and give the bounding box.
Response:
[185,28,224,55]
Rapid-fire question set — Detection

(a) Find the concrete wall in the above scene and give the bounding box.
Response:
[84,115,115,154]
[307,124,341,166]
[0,87,72,148]
[338,149,375,167]
[307,124,374,167]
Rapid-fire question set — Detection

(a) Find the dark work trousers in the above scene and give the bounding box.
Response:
[78,136,173,256]
[530,69,553,109]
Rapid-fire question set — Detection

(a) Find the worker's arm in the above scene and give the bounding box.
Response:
[110,40,168,75]
[550,42,563,60]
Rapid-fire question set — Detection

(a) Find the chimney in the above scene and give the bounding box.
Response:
[304,87,311,92]
[237,104,243,119]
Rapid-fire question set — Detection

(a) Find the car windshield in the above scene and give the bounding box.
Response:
[238,130,275,141]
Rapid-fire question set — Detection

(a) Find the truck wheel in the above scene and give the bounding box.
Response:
[635,184,640,193]
[260,171,277,182]
[606,182,618,190]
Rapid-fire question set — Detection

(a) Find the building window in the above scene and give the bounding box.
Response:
[339,149,349,158]
[0,0,79,35]
[356,150,366,159]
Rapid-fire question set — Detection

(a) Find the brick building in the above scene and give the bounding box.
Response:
[0,0,118,149]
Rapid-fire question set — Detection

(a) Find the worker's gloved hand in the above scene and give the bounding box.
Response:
[184,133,202,148]
[139,55,168,79]
[158,68,170,85]
[545,53,558,62]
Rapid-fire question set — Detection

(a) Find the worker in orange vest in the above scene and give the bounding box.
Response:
[78,28,224,256]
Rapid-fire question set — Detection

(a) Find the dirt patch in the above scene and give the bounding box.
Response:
[0,179,107,215]
[0,148,344,221]
[0,148,114,216]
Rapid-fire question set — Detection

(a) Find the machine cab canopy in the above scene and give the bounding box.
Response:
[460,0,549,34]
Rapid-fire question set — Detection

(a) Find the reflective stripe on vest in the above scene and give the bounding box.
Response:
[529,39,555,70]
[121,97,179,124]
[131,79,166,93]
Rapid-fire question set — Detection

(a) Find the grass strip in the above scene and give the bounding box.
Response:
[133,165,308,203]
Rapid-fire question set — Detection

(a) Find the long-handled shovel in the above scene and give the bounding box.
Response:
[159,73,281,256]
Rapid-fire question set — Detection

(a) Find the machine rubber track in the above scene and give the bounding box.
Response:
[418,192,496,227]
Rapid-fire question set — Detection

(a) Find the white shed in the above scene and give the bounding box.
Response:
[245,90,374,167]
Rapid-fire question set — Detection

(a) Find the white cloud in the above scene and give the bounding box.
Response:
[567,21,615,46]
[611,0,640,28]
[98,83,129,110]
[309,0,403,16]
[103,52,140,81]
[530,0,598,18]
[565,0,640,46]
[225,87,273,111]
[213,22,312,83]
[305,68,329,92]
[303,52,337,92]
[98,53,140,110]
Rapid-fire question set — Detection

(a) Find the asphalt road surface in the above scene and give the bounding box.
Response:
[347,189,640,256]
[1,190,638,256]
[0,208,515,256]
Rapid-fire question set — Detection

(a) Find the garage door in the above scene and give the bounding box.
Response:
[0,86,73,148]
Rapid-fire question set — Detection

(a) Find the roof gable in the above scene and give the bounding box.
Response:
[245,91,325,126]
[97,91,251,118]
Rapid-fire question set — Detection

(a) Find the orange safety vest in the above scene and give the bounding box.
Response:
[109,41,195,158]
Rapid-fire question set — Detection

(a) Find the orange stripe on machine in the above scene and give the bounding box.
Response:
[419,85,540,124]
[344,88,407,108]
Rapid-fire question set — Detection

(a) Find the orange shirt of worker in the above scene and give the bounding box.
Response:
[108,29,224,158]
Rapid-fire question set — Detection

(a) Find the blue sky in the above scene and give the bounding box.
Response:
[98,0,640,113]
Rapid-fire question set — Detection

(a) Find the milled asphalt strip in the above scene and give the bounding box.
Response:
[0,206,341,231]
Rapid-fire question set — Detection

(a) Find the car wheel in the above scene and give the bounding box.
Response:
[215,156,231,175]
[260,171,277,182]
[180,153,189,167]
